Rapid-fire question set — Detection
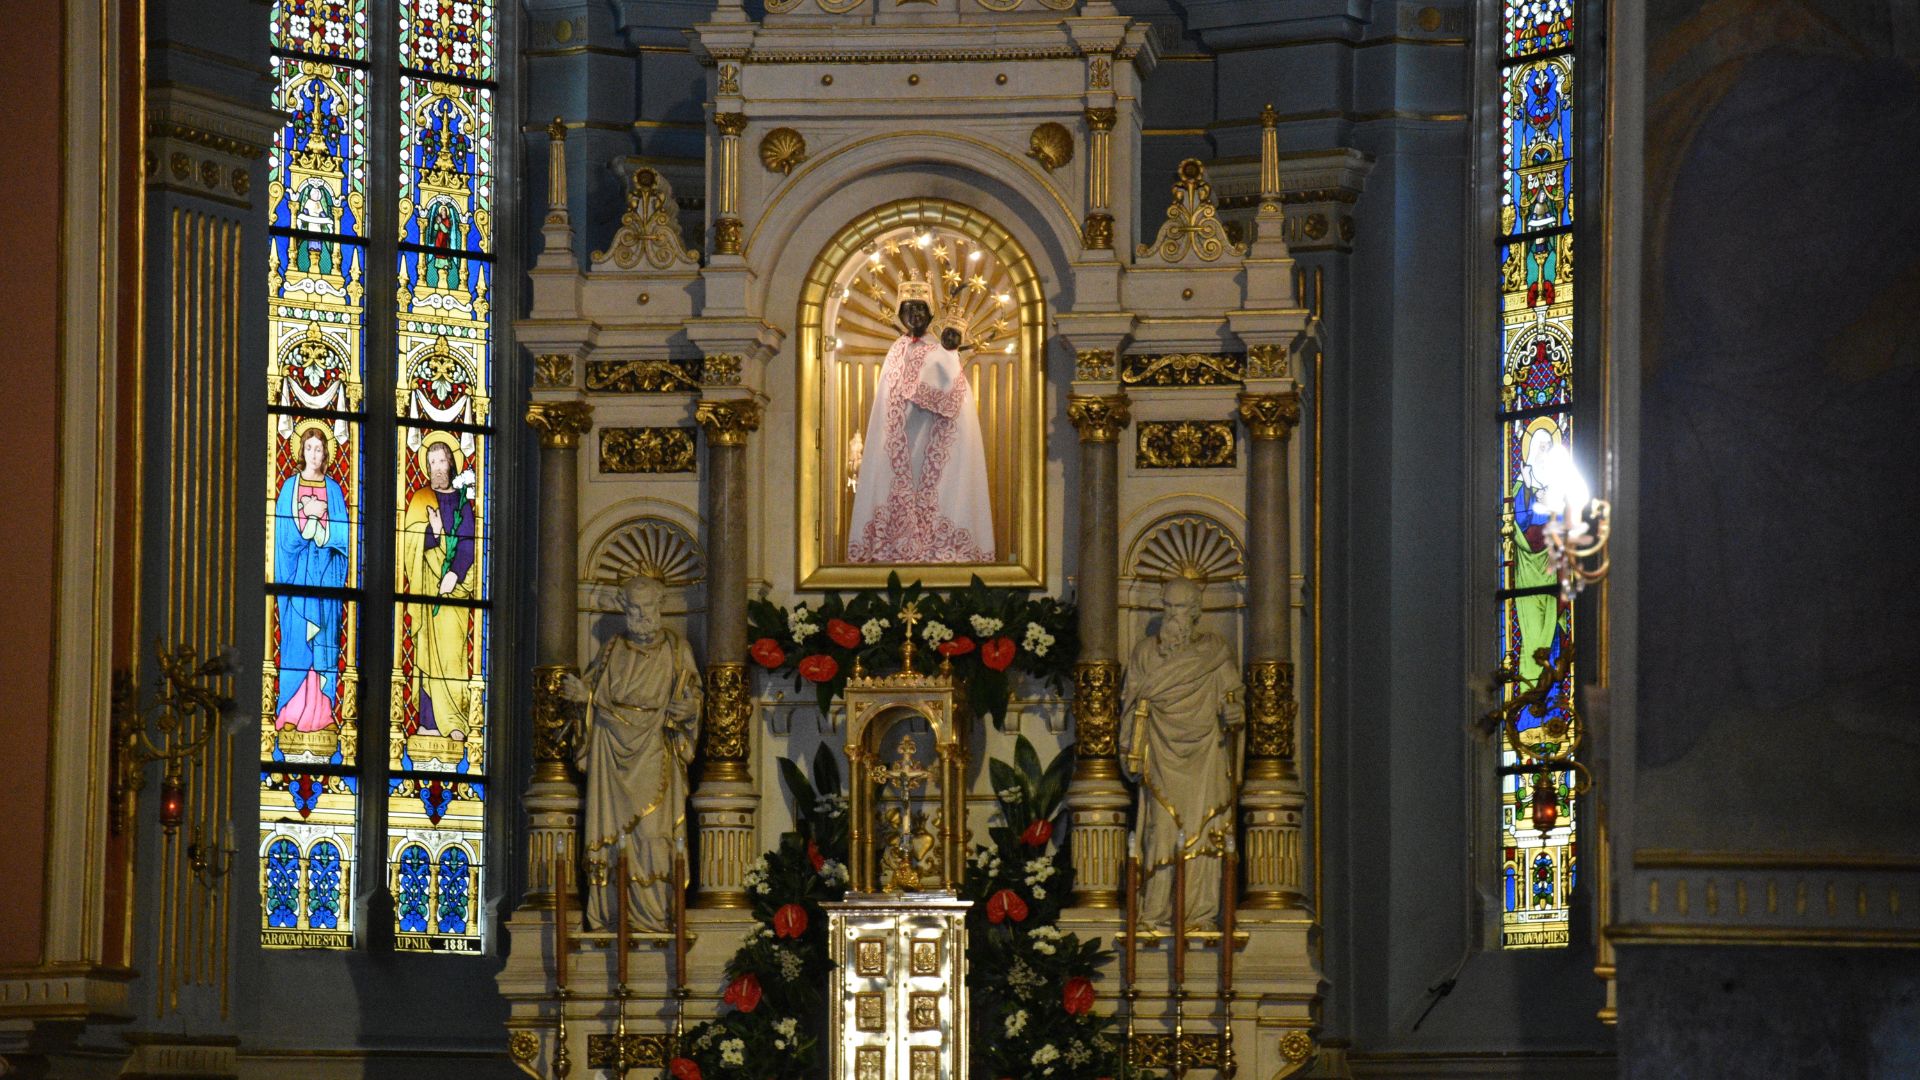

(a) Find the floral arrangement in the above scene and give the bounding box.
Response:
[665,747,850,1080]
[747,573,1078,726]
[965,736,1144,1080]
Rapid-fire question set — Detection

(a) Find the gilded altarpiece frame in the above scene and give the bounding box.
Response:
[796,198,1047,588]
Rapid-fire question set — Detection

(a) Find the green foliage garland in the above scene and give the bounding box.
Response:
[746,572,1078,725]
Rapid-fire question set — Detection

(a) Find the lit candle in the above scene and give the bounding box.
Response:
[1220,830,1236,993]
[615,850,631,988]
[672,835,689,990]
[1172,830,1187,987]
[554,852,569,990]
[1123,830,1140,987]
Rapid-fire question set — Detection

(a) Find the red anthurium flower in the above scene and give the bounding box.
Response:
[798,654,839,683]
[826,618,862,649]
[723,972,763,1013]
[773,902,810,939]
[936,635,976,657]
[1063,975,1096,1016]
[985,888,1029,924]
[1020,819,1053,847]
[668,1058,703,1080]
[750,637,786,669]
[981,636,1016,671]
[808,839,826,873]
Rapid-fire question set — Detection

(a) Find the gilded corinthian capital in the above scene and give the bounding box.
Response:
[1072,660,1123,760]
[1244,660,1298,776]
[1067,394,1131,443]
[701,663,753,783]
[694,397,763,446]
[1236,390,1301,441]
[525,400,594,448]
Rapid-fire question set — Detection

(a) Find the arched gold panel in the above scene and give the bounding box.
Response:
[796,198,1047,588]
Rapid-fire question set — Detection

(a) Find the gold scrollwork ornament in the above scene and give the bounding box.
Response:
[1244,660,1297,761]
[1072,660,1122,759]
[1075,349,1116,382]
[701,663,753,776]
[531,664,583,767]
[1137,420,1236,469]
[598,427,697,474]
[507,1030,539,1066]
[1139,158,1245,263]
[533,353,575,388]
[1246,342,1288,380]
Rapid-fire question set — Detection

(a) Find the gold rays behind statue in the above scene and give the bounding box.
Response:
[820,224,1024,557]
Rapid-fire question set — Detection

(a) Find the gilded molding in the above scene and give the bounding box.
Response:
[1137,420,1237,469]
[524,400,594,448]
[1067,394,1131,442]
[1121,351,1246,387]
[1080,211,1114,250]
[1087,56,1114,90]
[590,167,700,269]
[531,664,582,769]
[713,216,744,255]
[702,663,753,763]
[1075,349,1116,382]
[714,111,749,137]
[695,397,763,446]
[1071,660,1123,759]
[1083,106,1117,133]
[1026,122,1074,171]
[1236,390,1302,440]
[1139,158,1245,263]
[587,1033,671,1070]
[532,353,574,388]
[1246,342,1288,380]
[717,63,740,95]
[701,353,745,387]
[1245,660,1297,761]
[759,127,808,174]
[585,357,700,393]
[1133,1034,1224,1069]
[599,427,697,474]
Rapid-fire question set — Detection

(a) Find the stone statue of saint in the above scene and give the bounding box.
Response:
[560,575,702,932]
[1120,576,1242,929]
[846,278,995,563]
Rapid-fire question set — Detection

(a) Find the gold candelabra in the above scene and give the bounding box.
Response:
[113,641,237,848]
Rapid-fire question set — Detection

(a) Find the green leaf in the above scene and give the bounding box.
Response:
[815,679,837,719]
[1036,741,1075,815]
[778,755,816,814]
[1014,734,1042,784]
[813,742,842,795]
[987,758,1027,806]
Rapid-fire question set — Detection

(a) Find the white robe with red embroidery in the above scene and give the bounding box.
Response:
[847,334,995,563]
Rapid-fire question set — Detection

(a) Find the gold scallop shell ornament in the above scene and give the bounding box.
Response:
[758,127,808,175]
[1026,121,1074,171]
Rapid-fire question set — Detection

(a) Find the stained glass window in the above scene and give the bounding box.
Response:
[262,0,495,953]
[1496,0,1578,950]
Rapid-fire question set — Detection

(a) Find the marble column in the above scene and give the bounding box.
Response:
[1236,388,1306,910]
[691,396,763,908]
[1065,384,1130,908]
[523,400,594,908]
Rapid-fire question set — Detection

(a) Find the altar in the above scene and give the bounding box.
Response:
[503,0,1324,1075]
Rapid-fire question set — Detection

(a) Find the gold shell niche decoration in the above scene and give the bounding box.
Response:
[1026,122,1074,172]
[759,127,808,175]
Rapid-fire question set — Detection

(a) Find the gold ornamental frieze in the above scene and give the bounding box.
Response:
[1121,351,1246,387]
[1071,660,1122,759]
[1246,342,1289,380]
[701,663,753,764]
[1137,420,1236,470]
[532,353,575,388]
[586,1033,670,1070]
[598,427,697,474]
[1132,1033,1225,1068]
[1245,659,1298,762]
[585,357,701,393]
[1075,349,1117,382]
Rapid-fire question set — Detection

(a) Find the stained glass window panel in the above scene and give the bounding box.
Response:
[265,415,361,590]
[272,0,368,61]
[1503,0,1574,57]
[390,603,489,773]
[260,773,359,948]
[262,593,361,766]
[392,426,489,599]
[399,77,494,255]
[396,300,492,427]
[1501,56,1574,236]
[270,58,367,244]
[386,786,486,952]
[400,0,497,81]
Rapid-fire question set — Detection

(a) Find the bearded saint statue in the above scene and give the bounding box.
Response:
[846,278,995,563]
[1120,576,1243,930]
[559,575,702,932]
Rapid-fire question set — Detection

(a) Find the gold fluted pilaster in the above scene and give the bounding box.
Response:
[525,399,594,448]
[1083,106,1116,250]
[1067,393,1131,443]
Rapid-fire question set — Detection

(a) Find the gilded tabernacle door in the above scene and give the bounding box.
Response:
[796,198,1047,588]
